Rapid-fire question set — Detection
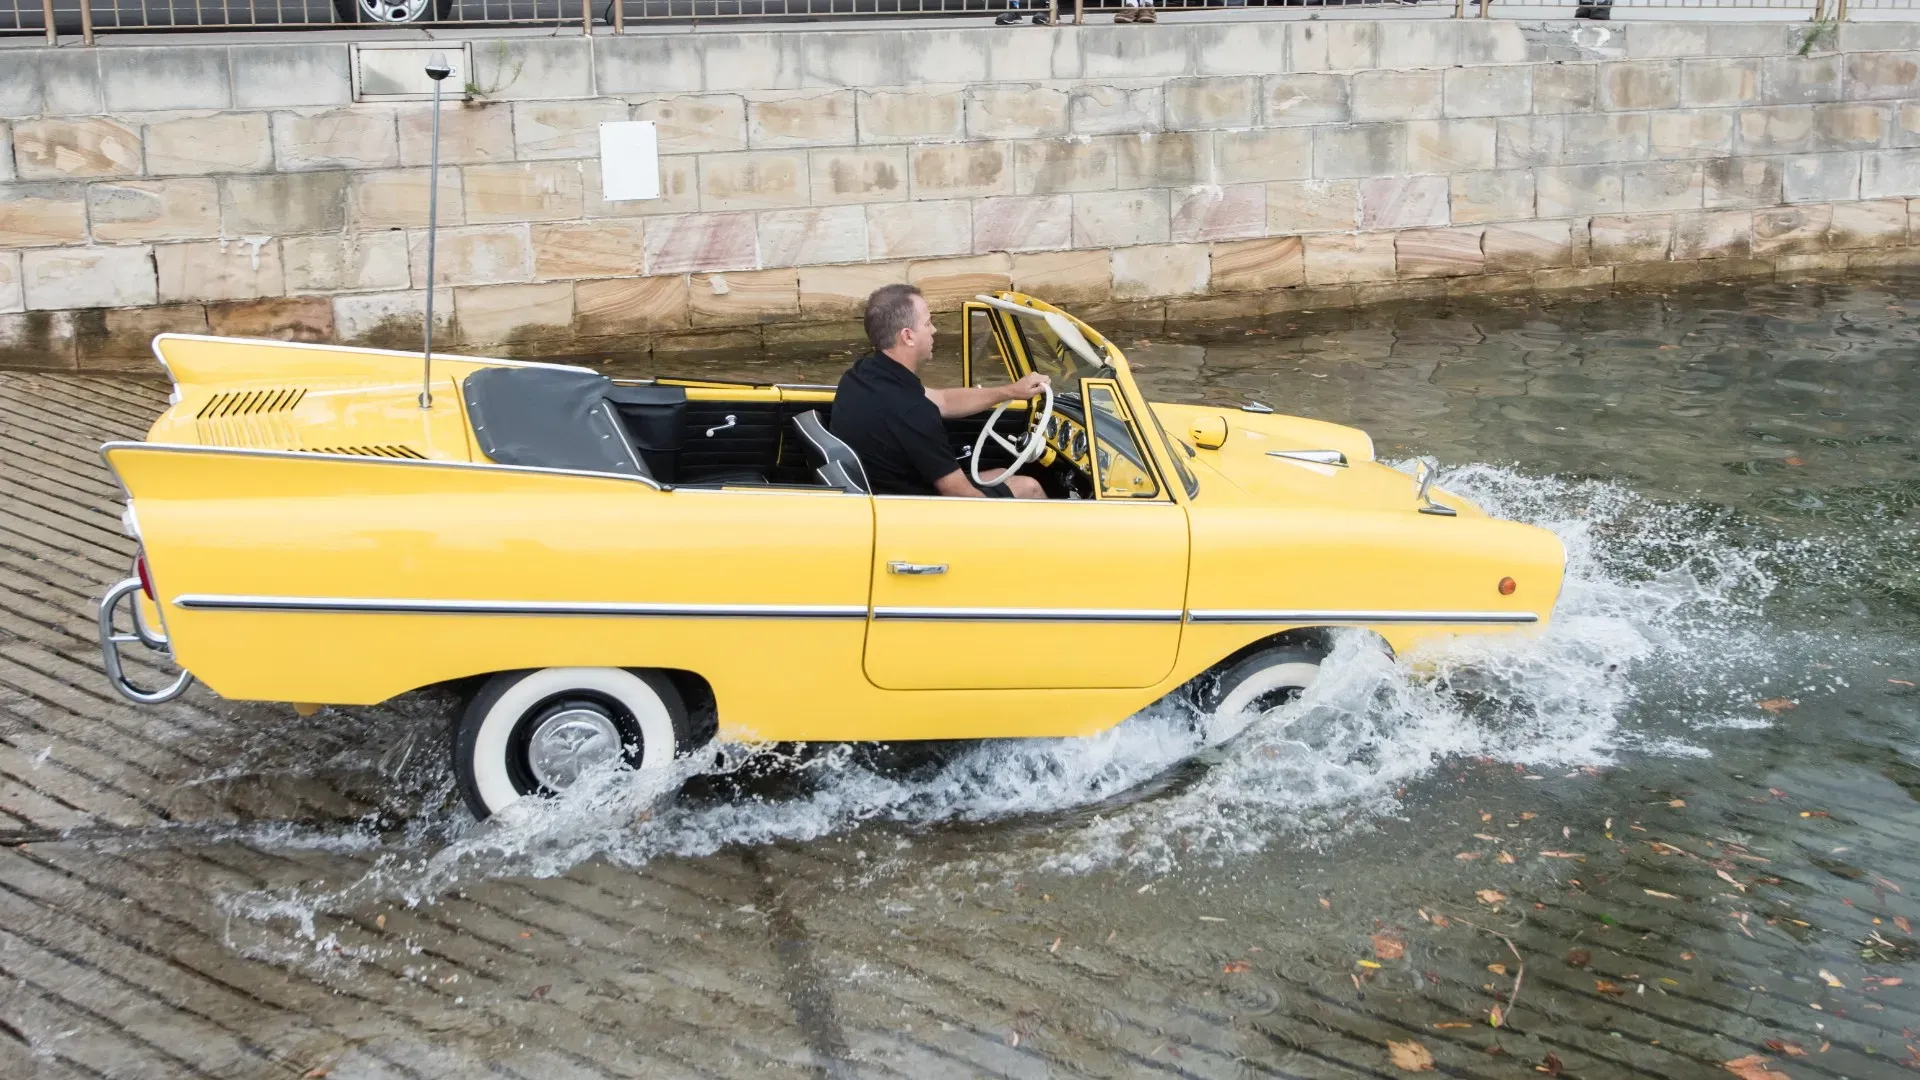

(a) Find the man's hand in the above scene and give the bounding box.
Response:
[1005,372,1052,402]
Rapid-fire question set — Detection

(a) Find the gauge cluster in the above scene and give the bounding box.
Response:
[1044,412,1092,472]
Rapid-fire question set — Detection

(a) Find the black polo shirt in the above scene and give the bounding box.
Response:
[830,352,959,496]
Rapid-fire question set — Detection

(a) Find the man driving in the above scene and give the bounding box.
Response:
[831,285,1050,499]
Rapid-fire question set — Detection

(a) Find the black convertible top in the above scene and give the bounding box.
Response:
[462,366,678,479]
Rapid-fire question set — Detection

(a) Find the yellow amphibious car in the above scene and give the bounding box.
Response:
[98,293,1565,818]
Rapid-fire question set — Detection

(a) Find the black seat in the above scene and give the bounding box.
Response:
[791,410,868,494]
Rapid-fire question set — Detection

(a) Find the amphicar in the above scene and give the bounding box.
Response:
[98,293,1565,818]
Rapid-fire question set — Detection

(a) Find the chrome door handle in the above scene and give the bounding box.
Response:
[704,414,737,437]
[887,561,947,576]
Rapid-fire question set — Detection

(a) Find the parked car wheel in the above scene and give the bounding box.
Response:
[456,667,690,820]
[1195,642,1325,727]
[332,0,455,24]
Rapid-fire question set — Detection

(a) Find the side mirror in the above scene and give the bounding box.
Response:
[1188,414,1228,450]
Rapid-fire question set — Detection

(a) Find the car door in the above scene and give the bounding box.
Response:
[862,371,1189,692]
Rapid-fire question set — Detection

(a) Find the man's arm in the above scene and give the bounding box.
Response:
[925,372,1051,418]
[932,469,987,497]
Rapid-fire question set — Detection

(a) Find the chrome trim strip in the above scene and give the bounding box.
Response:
[1267,449,1348,467]
[172,595,868,620]
[98,440,666,491]
[1187,609,1539,625]
[875,606,1184,623]
[149,332,595,375]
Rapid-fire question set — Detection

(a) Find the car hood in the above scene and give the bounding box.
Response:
[1151,403,1483,516]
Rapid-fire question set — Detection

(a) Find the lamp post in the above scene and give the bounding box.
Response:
[419,56,454,411]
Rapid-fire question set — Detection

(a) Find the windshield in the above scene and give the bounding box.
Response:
[1006,309,1112,387]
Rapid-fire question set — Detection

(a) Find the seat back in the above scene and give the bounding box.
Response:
[791,410,869,494]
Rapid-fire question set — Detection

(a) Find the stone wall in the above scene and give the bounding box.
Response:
[5,17,1920,369]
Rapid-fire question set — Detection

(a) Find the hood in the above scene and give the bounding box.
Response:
[1151,403,1483,517]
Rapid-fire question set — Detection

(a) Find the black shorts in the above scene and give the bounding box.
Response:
[982,481,1016,499]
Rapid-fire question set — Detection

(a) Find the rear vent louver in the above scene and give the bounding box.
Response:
[301,446,428,459]
[194,388,308,448]
[196,388,306,418]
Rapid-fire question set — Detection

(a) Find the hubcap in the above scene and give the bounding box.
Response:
[359,0,435,23]
[526,706,622,791]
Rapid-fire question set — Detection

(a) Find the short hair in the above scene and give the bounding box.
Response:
[864,284,925,353]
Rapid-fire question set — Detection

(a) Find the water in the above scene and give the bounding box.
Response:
[21,277,1920,1077]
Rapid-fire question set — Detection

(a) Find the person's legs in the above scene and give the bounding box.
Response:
[977,468,1046,499]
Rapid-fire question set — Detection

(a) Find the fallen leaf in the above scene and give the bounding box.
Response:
[1649,841,1691,857]
[375,914,386,930]
[1009,1031,1020,1048]
[1540,1051,1564,1076]
[1431,913,1451,928]
[1718,870,1749,893]
[1669,799,1688,808]
[1223,960,1251,974]
[1757,698,1796,714]
[1049,937,1061,953]
[1897,916,1913,934]
[1873,977,1904,987]
[1320,897,1331,909]
[1681,952,1695,961]
[1540,850,1584,859]
[1890,679,1915,687]
[1373,932,1406,960]
[1765,1040,1807,1057]
[304,1069,330,1079]
[1724,1054,1790,1080]
[1477,890,1507,905]
[1784,457,1804,466]
[1388,1040,1435,1072]
[518,931,532,939]
[1521,812,1538,820]
[1457,852,1482,861]
[529,984,550,1000]
[1489,1003,1504,1028]
[1489,963,1508,975]
[1644,889,1681,900]
[1358,959,1383,970]
[1566,949,1592,968]
[1818,968,1845,988]
[1498,852,1517,865]
[1433,1021,1474,1029]
[1475,833,1501,842]
[1595,980,1628,995]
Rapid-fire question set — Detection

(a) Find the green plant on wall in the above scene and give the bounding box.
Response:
[1799,13,1839,56]
[464,40,525,101]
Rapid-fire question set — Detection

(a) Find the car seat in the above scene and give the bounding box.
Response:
[791,410,869,494]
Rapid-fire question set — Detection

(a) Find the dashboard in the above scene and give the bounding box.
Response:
[1040,397,1159,499]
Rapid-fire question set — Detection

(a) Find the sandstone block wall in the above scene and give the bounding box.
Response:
[5,18,1920,368]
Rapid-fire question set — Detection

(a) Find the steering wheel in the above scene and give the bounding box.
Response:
[970,381,1055,487]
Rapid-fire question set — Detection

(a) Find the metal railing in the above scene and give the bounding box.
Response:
[2,0,1883,47]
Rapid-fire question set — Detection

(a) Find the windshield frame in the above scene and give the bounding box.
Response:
[977,293,1199,504]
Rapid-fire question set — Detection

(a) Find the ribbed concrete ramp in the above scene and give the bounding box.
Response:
[1,371,1916,1080]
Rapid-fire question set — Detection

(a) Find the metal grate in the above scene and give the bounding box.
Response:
[194,388,307,420]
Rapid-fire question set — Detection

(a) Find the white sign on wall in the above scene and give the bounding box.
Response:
[599,122,662,202]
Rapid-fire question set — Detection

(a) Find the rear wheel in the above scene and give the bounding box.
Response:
[455,667,692,820]
[1196,643,1326,730]
[332,0,455,24]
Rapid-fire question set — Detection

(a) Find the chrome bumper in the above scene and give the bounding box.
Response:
[98,577,193,705]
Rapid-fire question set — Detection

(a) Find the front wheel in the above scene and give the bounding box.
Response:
[455,667,692,820]
[332,0,456,24]
[1195,643,1325,732]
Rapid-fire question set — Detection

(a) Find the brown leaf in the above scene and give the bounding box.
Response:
[1718,869,1749,893]
[1897,916,1913,934]
[1891,679,1916,687]
[1540,1051,1564,1076]
[1489,963,1508,975]
[1594,980,1628,995]
[1649,841,1691,857]
[1388,1040,1435,1072]
[1644,889,1681,900]
[1498,851,1517,865]
[1819,969,1844,988]
[1566,949,1592,968]
[1223,960,1251,974]
[1765,1040,1807,1057]
[530,984,550,1000]
[1724,1054,1790,1080]
[1431,913,1451,928]
[1757,698,1796,714]
[1373,932,1406,960]
[1456,852,1481,861]
[1669,799,1688,808]
[1476,889,1507,905]
[1489,1003,1504,1028]
[1540,850,1584,859]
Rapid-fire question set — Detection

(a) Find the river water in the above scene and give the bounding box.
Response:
[31,278,1920,1078]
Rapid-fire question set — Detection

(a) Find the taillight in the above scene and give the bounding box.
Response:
[135,552,155,600]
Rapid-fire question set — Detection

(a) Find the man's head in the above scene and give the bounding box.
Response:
[865,284,933,368]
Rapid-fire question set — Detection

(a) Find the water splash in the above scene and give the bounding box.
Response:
[227,463,1799,934]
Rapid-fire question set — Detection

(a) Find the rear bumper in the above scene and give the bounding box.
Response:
[98,578,194,705]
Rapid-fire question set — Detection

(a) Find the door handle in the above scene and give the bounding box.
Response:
[887,561,947,576]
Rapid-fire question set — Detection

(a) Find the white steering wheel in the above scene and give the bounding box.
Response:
[970,381,1054,487]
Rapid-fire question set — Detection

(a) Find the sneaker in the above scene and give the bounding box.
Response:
[1031,10,1053,23]
[1136,4,1155,20]
[994,10,1020,23]
[1113,5,1136,20]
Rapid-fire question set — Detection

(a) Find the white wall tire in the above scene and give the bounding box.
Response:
[1199,643,1326,730]
[456,667,687,820]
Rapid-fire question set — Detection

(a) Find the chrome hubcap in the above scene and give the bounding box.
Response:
[526,706,622,791]
[360,0,434,23]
